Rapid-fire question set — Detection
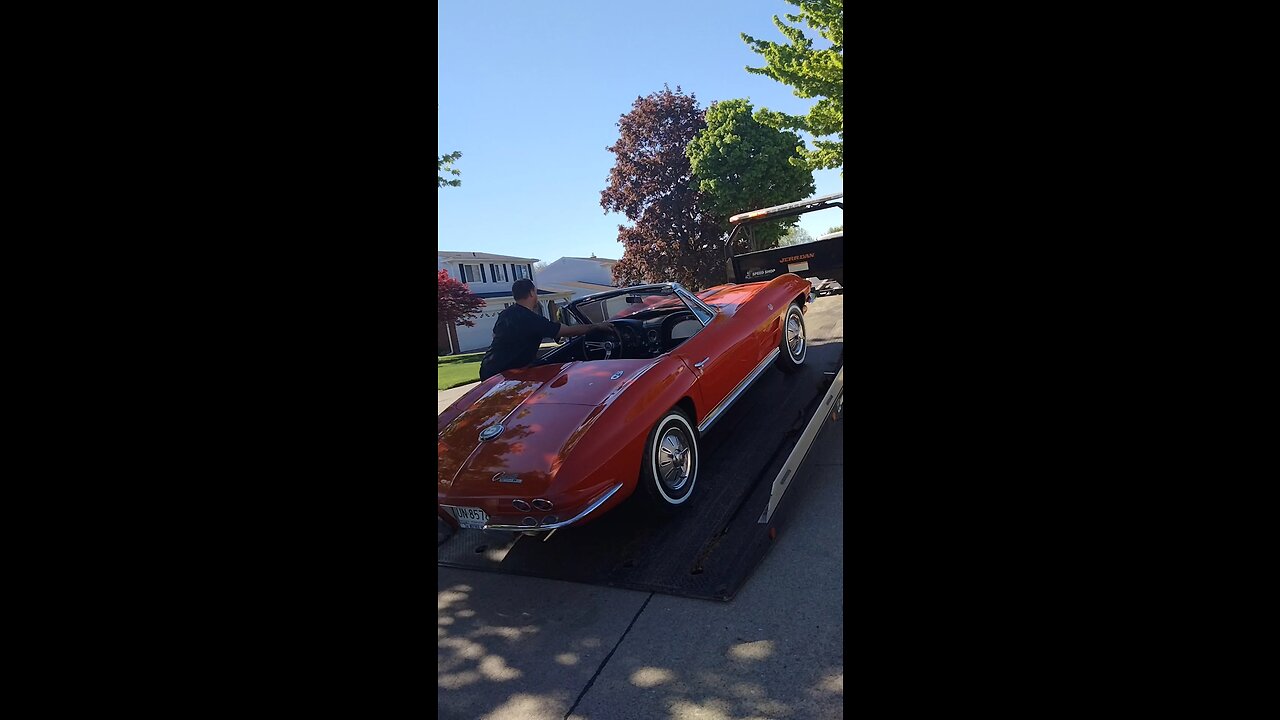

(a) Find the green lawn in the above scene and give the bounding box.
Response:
[438,359,481,390]
[438,350,485,365]
[438,351,483,391]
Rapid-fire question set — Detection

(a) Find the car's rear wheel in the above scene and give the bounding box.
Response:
[775,302,807,373]
[639,408,699,509]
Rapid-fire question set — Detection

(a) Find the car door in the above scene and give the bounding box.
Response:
[751,299,783,361]
[673,308,756,425]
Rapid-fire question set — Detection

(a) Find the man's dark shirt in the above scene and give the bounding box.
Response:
[478,304,561,381]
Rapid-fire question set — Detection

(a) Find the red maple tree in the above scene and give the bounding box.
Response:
[601,86,732,291]
[438,269,485,328]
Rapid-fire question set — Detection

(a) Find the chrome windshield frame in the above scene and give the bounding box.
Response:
[563,283,717,327]
[671,283,719,327]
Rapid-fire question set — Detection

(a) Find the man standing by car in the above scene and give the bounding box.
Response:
[478,279,612,381]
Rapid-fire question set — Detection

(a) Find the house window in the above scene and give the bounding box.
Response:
[459,264,480,283]
[490,263,509,283]
[513,264,530,281]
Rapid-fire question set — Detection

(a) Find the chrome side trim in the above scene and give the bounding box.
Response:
[483,482,624,531]
[697,348,780,434]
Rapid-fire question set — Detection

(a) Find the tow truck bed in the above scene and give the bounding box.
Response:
[437,295,844,601]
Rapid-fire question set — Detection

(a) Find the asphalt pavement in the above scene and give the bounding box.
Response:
[437,296,844,720]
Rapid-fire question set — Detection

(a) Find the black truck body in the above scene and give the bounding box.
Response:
[724,192,844,287]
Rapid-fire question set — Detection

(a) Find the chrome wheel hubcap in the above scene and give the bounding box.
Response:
[657,427,692,492]
[787,312,805,358]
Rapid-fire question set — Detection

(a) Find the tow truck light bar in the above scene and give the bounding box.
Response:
[725,191,843,261]
[728,191,844,224]
[732,208,771,221]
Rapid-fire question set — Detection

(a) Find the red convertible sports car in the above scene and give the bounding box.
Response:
[437,273,813,538]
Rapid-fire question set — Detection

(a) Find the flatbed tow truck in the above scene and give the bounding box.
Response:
[437,193,844,601]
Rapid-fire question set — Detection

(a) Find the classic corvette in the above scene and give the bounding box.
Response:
[437,273,813,537]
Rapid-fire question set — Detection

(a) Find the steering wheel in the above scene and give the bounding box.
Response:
[582,322,621,360]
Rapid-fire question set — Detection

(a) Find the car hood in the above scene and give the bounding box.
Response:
[438,359,656,498]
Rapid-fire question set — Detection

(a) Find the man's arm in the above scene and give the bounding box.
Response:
[556,321,612,338]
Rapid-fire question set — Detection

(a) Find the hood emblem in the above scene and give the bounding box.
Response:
[479,424,504,442]
[611,371,625,380]
[492,473,522,484]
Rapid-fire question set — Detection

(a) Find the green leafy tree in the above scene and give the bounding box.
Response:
[687,99,815,251]
[778,226,814,247]
[827,225,842,233]
[438,151,462,188]
[741,0,843,173]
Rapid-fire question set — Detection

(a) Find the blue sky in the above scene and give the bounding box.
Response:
[438,0,843,264]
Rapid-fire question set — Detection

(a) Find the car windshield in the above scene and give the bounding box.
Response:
[568,288,689,324]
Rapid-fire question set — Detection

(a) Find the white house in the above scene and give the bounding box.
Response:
[438,250,573,354]
[535,255,619,302]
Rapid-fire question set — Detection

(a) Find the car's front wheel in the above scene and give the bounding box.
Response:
[775,302,807,373]
[639,407,699,509]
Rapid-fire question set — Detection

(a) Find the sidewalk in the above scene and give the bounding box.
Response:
[438,381,480,416]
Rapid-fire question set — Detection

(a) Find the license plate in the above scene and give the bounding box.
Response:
[447,505,488,529]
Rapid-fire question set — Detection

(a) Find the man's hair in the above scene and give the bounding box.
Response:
[512,278,536,300]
